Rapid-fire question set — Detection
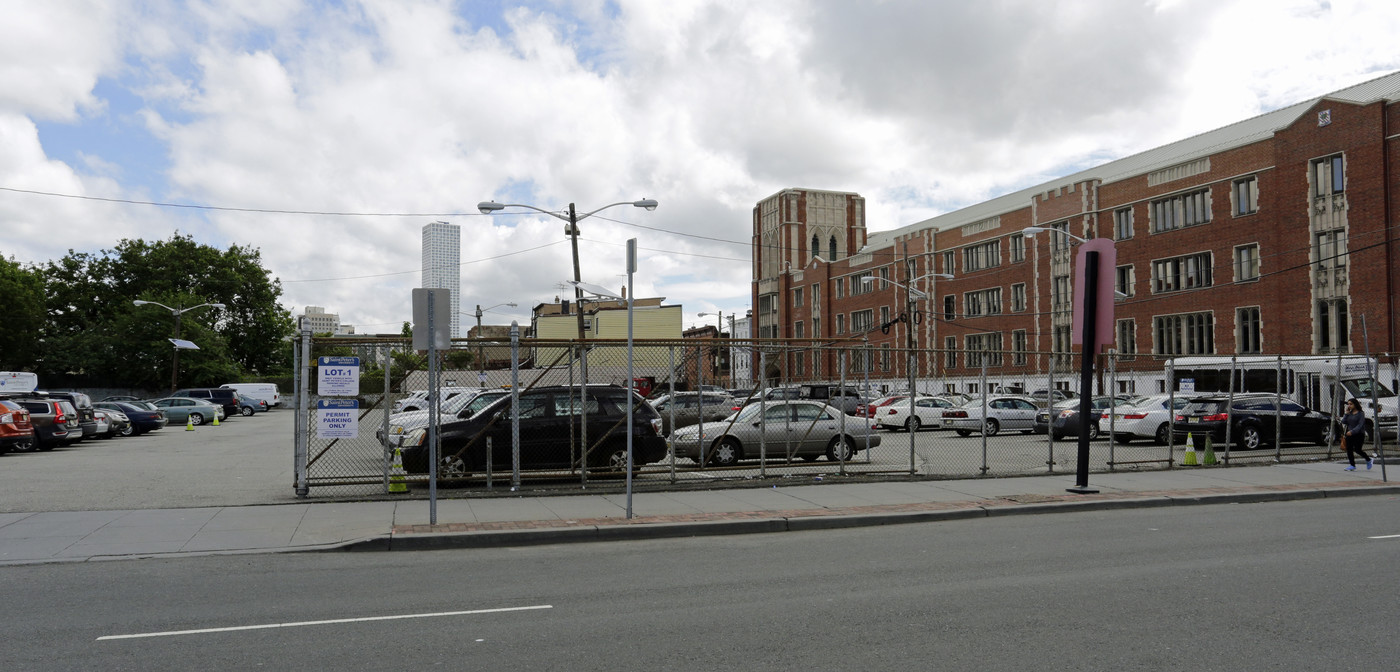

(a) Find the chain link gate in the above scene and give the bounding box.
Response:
[291,333,1398,497]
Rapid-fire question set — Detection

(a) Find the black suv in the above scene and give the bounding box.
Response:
[399,386,667,477]
[1172,394,1332,450]
[171,388,240,418]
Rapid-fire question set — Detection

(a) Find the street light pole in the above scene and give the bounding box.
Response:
[132,300,226,392]
[473,302,517,380]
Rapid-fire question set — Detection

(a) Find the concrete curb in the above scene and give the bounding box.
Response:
[345,485,1400,553]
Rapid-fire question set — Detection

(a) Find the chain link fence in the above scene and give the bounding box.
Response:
[290,334,1399,497]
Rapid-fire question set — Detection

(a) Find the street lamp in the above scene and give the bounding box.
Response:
[471,302,517,379]
[861,272,952,392]
[132,300,226,392]
[478,199,657,343]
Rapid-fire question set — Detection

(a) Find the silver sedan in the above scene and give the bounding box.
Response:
[668,400,880,466]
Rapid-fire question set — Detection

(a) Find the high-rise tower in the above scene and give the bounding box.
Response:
[421,220,461,338]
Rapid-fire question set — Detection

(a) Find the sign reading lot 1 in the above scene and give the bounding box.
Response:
[316,399,359,439]
[317,356,360,396]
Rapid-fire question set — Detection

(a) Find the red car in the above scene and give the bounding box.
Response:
[857,395,907,418]
[0,399,38,453]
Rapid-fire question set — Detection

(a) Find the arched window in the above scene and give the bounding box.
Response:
[811,235,820,263]
[828,236,838,262]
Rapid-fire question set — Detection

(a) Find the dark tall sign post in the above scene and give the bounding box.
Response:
[1069,238,1116,494]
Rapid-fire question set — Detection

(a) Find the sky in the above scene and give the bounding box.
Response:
[3,0,1399,335]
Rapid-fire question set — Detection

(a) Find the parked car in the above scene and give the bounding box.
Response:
[1035,396,1130,440]
[399,385,667,476]
[396,387,481,413]
[651,391,737,435]
[94,401,167,435]
[171,388,241,419]
[1029,389,1078,407]
[101,395,141,402]
[233,393,268,416]
[30,391,97,439]
[1099,394,1191,445]
[739,387,803,407]
[94,408,131,438]
[798,384,870,415]
[9,399,81,450]
[858,395,907,419]
[874,396,959,431]
[0,399,35,454]
[221,383,281,408]
[669,400,882,466]
[1172,393,1332,450]
[149,397,226,426]
[90,409,126,439]
[380,389,509,446]
[944,396,1041,436]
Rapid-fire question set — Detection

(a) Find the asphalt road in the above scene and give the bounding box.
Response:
[2,497,1395,670]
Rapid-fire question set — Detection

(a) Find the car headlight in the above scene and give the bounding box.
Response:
[402,428,426,447]
[389,425,406,435]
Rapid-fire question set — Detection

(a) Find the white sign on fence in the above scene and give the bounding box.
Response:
[317,356,360,396]
[1179,378,1195,393]
[316,399,359,439]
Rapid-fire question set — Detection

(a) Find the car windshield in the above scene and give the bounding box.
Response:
[1182,400,1227,415]
[462,393,507,418]
[1341,379,1396,399]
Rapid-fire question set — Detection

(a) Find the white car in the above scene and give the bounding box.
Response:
[1098,394,1191,445]
[875,396,959,432]
[943,396,1040,436]
[379,389,508,446]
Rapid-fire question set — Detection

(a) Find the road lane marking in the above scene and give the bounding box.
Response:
[97,604,552,641]
[1368,534,1400,539]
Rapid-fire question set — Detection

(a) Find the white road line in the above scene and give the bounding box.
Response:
[1368,534,1400,539]
[97,604,552,641]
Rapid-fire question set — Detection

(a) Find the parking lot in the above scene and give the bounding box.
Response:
[0,409,294,513]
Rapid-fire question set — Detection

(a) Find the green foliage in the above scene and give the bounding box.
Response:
[35,233,295,388]
[0,254,45,369]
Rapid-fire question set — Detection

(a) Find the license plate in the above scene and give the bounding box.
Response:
[1189,417,1200,423]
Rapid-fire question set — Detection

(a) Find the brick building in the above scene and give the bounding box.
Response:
[752,72,1400,394]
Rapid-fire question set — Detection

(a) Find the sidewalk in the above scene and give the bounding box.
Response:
[1,462,1396,565]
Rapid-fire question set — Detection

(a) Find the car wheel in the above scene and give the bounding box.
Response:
[906,416,922,432]
[120,424,135,437]
[955,429,972,437]
[1086,423,1101,441]
[438,453,471,478]
[1154,423,1170,446]
[241,406,255,417]
[1238,425,1263,450]
[826,435,855,462]
[709,437,741,466]
[190,413,205,426]
[12,438,34,452]
[983,419,1000,436]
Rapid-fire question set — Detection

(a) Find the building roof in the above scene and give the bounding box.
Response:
[866,69,1400,248]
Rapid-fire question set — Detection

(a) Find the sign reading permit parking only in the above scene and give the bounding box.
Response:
[316,399,359,439]
[318,356,360,396]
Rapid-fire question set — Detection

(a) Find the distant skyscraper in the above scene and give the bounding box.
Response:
[421,221,461,338]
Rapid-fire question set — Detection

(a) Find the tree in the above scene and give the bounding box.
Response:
[0,254,45,370]
[39,234,295,388]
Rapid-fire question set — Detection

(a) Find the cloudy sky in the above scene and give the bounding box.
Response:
[3,0,1398,334]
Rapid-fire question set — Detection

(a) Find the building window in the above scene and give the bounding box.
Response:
[965,333,1003,368]
[836,314,845,335]
[1011,283,1027,312]
[811,283,820,306]
[944,336,957,369]
[1237,307,1261,354]
[880,344,891,372]
[962,240,1001,272]
[963,288,1002,317]
[1115,265,1135,297]
[942,251,955,274]
[943,295,955,321]
[1318,299,1349,353]
[1151,252,1213,293]
[1150,188,1212,233]
[811,234,820,263]
[1012,329,1028,366]
[1234,244,1260,282]
[851,271,873,295]
[1315,230,1346,270]
[1050,221,1071,252]
[1009,233,1025,262]
[835,277,844,299]
[879,306,890,326]
[828,236,838,262]
[1052,274,1071,308]
[793,349,806,376]
[812,316,820,337]
[879,266,890,289]
[1313,154,1344,198]
[851,309,874,334]
[1053,325,1072,368]
[1233,177,1259,216]
[1114,207,1134,240]
[794,321,804,339]
[1116,319,1137,359]
[793,287,804,307]
[1153,311,1215,355]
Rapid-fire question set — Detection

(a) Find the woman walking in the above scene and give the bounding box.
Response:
[1341,399,1373,471]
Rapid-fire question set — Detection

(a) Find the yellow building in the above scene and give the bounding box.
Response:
[529,297,682,371]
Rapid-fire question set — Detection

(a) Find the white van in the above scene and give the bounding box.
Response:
[221,383,282,408]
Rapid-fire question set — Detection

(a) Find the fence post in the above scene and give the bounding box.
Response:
[758,350,767,477]
[1046,353,1055,472]
[839,349,848,476]
[1167,359,1176,468]
[1108,349,1116,472]
[980,358,988,475]
[382,347,392,493]
[510,322,521,490]
[295,328,310,497]
[1275,354,1283,462]
[668,345,677,483]
[579,342,588,486]
[1223,355,1236,464]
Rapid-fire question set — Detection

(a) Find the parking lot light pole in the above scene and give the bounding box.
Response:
[132,300,226,392]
